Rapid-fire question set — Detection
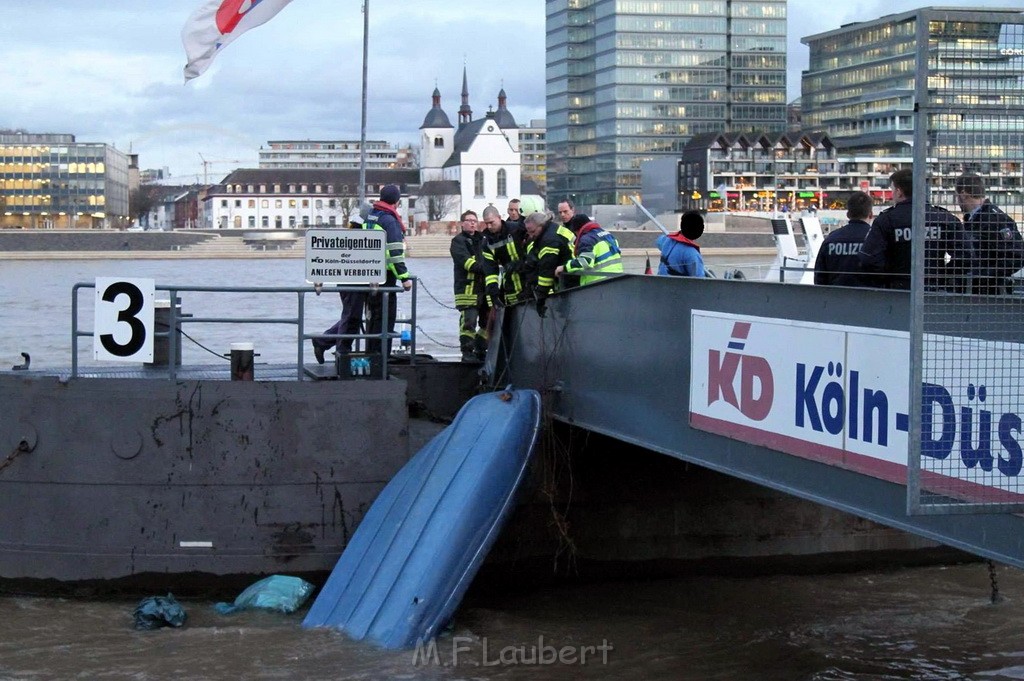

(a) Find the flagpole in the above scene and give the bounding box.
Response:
[358,0,369,206]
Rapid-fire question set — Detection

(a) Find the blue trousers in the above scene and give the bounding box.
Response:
[314,291,367,354]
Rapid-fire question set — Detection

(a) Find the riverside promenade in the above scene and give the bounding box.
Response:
[0,217,781,260]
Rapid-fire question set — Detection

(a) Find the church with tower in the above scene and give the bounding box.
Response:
[417,68,538,222]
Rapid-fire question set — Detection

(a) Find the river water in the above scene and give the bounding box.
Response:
[2,255,1024,680]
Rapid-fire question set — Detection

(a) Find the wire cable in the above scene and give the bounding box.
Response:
[156,322,231,362]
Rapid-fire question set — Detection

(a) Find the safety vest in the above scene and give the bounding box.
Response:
[564,227,624,286]
[364,211,410,283]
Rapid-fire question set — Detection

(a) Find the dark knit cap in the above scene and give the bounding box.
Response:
[380,184,401,204]
[566,214,591,232]
[679,210,704,240]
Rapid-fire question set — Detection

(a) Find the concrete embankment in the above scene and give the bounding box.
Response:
[0,221,779,260]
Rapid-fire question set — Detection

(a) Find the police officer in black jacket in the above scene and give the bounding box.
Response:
[859,168,974,291]
[955,172,1024,295]
[814,191,873,287]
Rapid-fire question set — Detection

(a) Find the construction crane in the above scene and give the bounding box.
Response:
[198,153,248,184]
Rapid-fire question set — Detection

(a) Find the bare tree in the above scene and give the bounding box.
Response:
[340,197,352,226]
[419,181,459,221]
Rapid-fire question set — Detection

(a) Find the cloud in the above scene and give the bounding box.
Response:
[0,0,995,179]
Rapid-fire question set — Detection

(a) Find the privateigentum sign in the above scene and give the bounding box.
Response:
[689,311,1024,501]
[305,229,386,285]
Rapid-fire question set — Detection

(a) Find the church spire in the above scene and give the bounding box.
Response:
[458,65,472,127]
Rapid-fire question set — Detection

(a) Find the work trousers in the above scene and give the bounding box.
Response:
[314,291,367,354]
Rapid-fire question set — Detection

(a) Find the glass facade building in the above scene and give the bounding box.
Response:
[546,0,787,207]
[0,133,130,229]
[801,8,1024,212]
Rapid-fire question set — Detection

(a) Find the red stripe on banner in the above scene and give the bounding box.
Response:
[689,412,1024,503]
[216,0,250,34]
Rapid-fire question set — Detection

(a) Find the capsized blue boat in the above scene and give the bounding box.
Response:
[302,387,542,649]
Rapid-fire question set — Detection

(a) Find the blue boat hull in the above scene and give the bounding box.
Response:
[302,388,543,649]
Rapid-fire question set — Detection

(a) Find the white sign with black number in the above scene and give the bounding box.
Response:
[94,277,155,362]
[305,228,387,284]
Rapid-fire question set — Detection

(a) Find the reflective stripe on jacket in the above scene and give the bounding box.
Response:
[564,224,624,286]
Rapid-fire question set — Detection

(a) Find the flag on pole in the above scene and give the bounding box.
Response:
[182,0,295,82]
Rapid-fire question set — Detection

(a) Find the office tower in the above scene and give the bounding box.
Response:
[801,8,1023,209]
[0,132,130,229]
[546,0,787,208]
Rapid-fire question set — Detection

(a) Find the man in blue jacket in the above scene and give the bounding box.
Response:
[656,210,706,277]
[365,184,412,357]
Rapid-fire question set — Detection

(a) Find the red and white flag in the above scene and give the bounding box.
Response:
[182,0,295,81]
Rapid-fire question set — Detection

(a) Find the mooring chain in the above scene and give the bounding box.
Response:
[415,325,460,349]
[0,442,29,474]
[415,279,459,311]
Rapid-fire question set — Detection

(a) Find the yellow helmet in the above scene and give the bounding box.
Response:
[518,196,546,215]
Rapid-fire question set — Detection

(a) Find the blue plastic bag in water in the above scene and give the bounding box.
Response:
[213,575,315,615]
[133,593,187,630]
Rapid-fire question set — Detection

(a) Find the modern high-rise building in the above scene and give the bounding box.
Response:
[801,8,1024,210]
[546,0,787,208]
[518,119,548,192]
[259,140,417,170]
[0,132,130,229]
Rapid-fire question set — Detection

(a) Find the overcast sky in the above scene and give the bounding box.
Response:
[0,0,1000,183]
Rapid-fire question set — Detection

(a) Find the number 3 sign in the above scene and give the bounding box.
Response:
[94,278,155,362]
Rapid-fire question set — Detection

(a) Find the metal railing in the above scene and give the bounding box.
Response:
[70,279,419,380]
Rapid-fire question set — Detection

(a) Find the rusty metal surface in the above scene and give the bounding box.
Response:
[0,371,412,584]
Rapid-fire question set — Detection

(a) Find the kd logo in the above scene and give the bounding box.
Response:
[707,322,774,421]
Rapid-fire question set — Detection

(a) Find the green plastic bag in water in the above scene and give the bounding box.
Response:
[133,593,187,630]
[213,575,315,615]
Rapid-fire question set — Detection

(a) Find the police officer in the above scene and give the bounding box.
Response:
[859,168,973,291]
[813,191,873,287]
[955,172,1024,295]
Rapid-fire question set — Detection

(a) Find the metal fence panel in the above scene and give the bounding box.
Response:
[909,10,1024,514]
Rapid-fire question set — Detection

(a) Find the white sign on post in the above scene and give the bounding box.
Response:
[305,228,387,284]
[94,277,155,362]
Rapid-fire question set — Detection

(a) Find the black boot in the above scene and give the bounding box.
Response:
[312,341,326,365]
[474,335,488,361]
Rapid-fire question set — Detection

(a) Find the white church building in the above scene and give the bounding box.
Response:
[417,69,540,222]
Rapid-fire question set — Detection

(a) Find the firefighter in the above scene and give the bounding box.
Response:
[449,210,488,361]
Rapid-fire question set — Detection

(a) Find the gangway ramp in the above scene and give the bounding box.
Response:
[499,274,1024,569]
